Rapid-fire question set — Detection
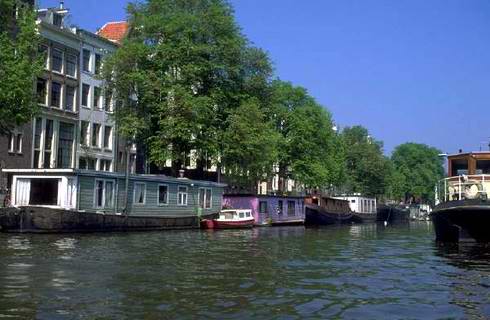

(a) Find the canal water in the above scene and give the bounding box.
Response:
[0,222,489,319]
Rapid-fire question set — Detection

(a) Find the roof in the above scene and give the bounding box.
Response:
[96,21,128,44]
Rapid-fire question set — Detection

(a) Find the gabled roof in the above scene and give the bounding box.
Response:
[96,21,128,44]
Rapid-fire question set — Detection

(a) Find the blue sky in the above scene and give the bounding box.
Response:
[39,0,490,155]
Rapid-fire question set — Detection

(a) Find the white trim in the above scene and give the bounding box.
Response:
[94,178,115,209]
[157,184,169,206]
[198,187,212,209]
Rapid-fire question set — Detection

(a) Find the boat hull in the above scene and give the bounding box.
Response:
[0,206,218,233]
[432,200,490,242]
[305,204,354,226]
[201,218,254,229]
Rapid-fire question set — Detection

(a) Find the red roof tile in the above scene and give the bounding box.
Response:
[96,21,128,44]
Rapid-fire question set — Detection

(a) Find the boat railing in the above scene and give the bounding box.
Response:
[435,174,490,204]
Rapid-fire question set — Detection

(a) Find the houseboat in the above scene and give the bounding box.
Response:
[304,194,355,225]
[433,151,490,242]
[0,169,225,233]
[334,195,377,222]
[223,194,305,226]
[201,209,254,229]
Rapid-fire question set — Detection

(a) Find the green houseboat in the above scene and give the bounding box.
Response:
[0,169,225,233]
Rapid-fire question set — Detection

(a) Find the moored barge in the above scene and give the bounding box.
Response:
[0,169,225,233]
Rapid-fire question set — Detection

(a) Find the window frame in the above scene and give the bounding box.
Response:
[158,184,169,206]
[81,83,90,108]
[65,85,76,112]
[82,49,91,73]
[91,123,101,148]
[177,186,188,206]
[133,182,147,205]
[198,187,212,209]
[93,86,102,110]
[94,178,115,209]
[51,48,64,74]
[259,201,268,214]
[50,81,62,108]
[65,53,77,78]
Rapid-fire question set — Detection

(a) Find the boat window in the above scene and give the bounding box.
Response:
[351,199,356,203]
[246,212,251,217]
[239,211,245,218]
[259,201,268,214]
[29,178,59,205]
[450,159,468,176]
[158,185,169,205]
[277,200,283,215]
[178,186,188,206]
[287,200,295,216]
[476,160,490,174]
[134,183,146,205]
[225,211,234,220]
[198,188,212,209]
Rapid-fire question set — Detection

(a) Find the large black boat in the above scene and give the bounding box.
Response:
[432,152,490,242]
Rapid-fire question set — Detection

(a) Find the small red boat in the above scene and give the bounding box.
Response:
[201,209,255,229]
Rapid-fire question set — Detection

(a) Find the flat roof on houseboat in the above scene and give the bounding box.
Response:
[1,169,227,188]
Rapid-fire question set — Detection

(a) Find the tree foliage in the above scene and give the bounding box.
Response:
[0,0,41,135]
[390,142,444,203]
[222,99,279,187]
[268,80,343,190]
[340,125,391,196]
[103,0,272,176]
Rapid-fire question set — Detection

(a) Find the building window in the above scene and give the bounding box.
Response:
[99,159,112,172]
[91,123,100,148]
[134,183,146,205]
[198,188,212,209]
[53,13,63,27]
[277,200,283,215]
[82,49,91,72]
[65,85,76,111]
[93,87,101,109]
[103,126,112,150]
[158,185,168,205]
[80,121,89,146]
[52,48,63,73]
[51,82,61,108]
[33,118,42,168]
[38,45,48,69]
[104,89,113,112]
[259,201,268,214]
[37,78,47,105]
[95,54,102,75]
[81,84,90,107]
[178,186,188,206]
[95,179,114,209]
[57,122,74,168]
[79,157,96,170]
[66,53,77,77]
[43,119,54,168]
[287,200,295,216]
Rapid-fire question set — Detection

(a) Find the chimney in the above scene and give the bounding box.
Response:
[59,0,64,9]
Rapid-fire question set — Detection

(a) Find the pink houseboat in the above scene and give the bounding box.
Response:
[223,194,305,226]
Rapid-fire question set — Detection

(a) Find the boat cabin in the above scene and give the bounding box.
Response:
[334,196,376,214]
[223,194,305,226]
[3,169,225,217]
[218,209,253,221]
[437,152,490,203]
[305,195,351,214]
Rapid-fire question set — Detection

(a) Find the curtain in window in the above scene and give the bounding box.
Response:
[105,181,114,208]
[15,178,30,206]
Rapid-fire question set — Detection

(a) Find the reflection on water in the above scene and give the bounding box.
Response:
[0,223,489,319]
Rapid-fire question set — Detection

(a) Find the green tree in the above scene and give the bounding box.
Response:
[0,0,41,134]
[340,125,391,196]
[390,142,444,203]
[269,80,343,190]
[222,99,279,188]
[103,0,272,177]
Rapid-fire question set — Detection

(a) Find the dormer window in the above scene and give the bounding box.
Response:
[53,13,63,27]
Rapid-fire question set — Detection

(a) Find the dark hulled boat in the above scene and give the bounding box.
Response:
[304,195,354,226]
[432,152,490,242]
